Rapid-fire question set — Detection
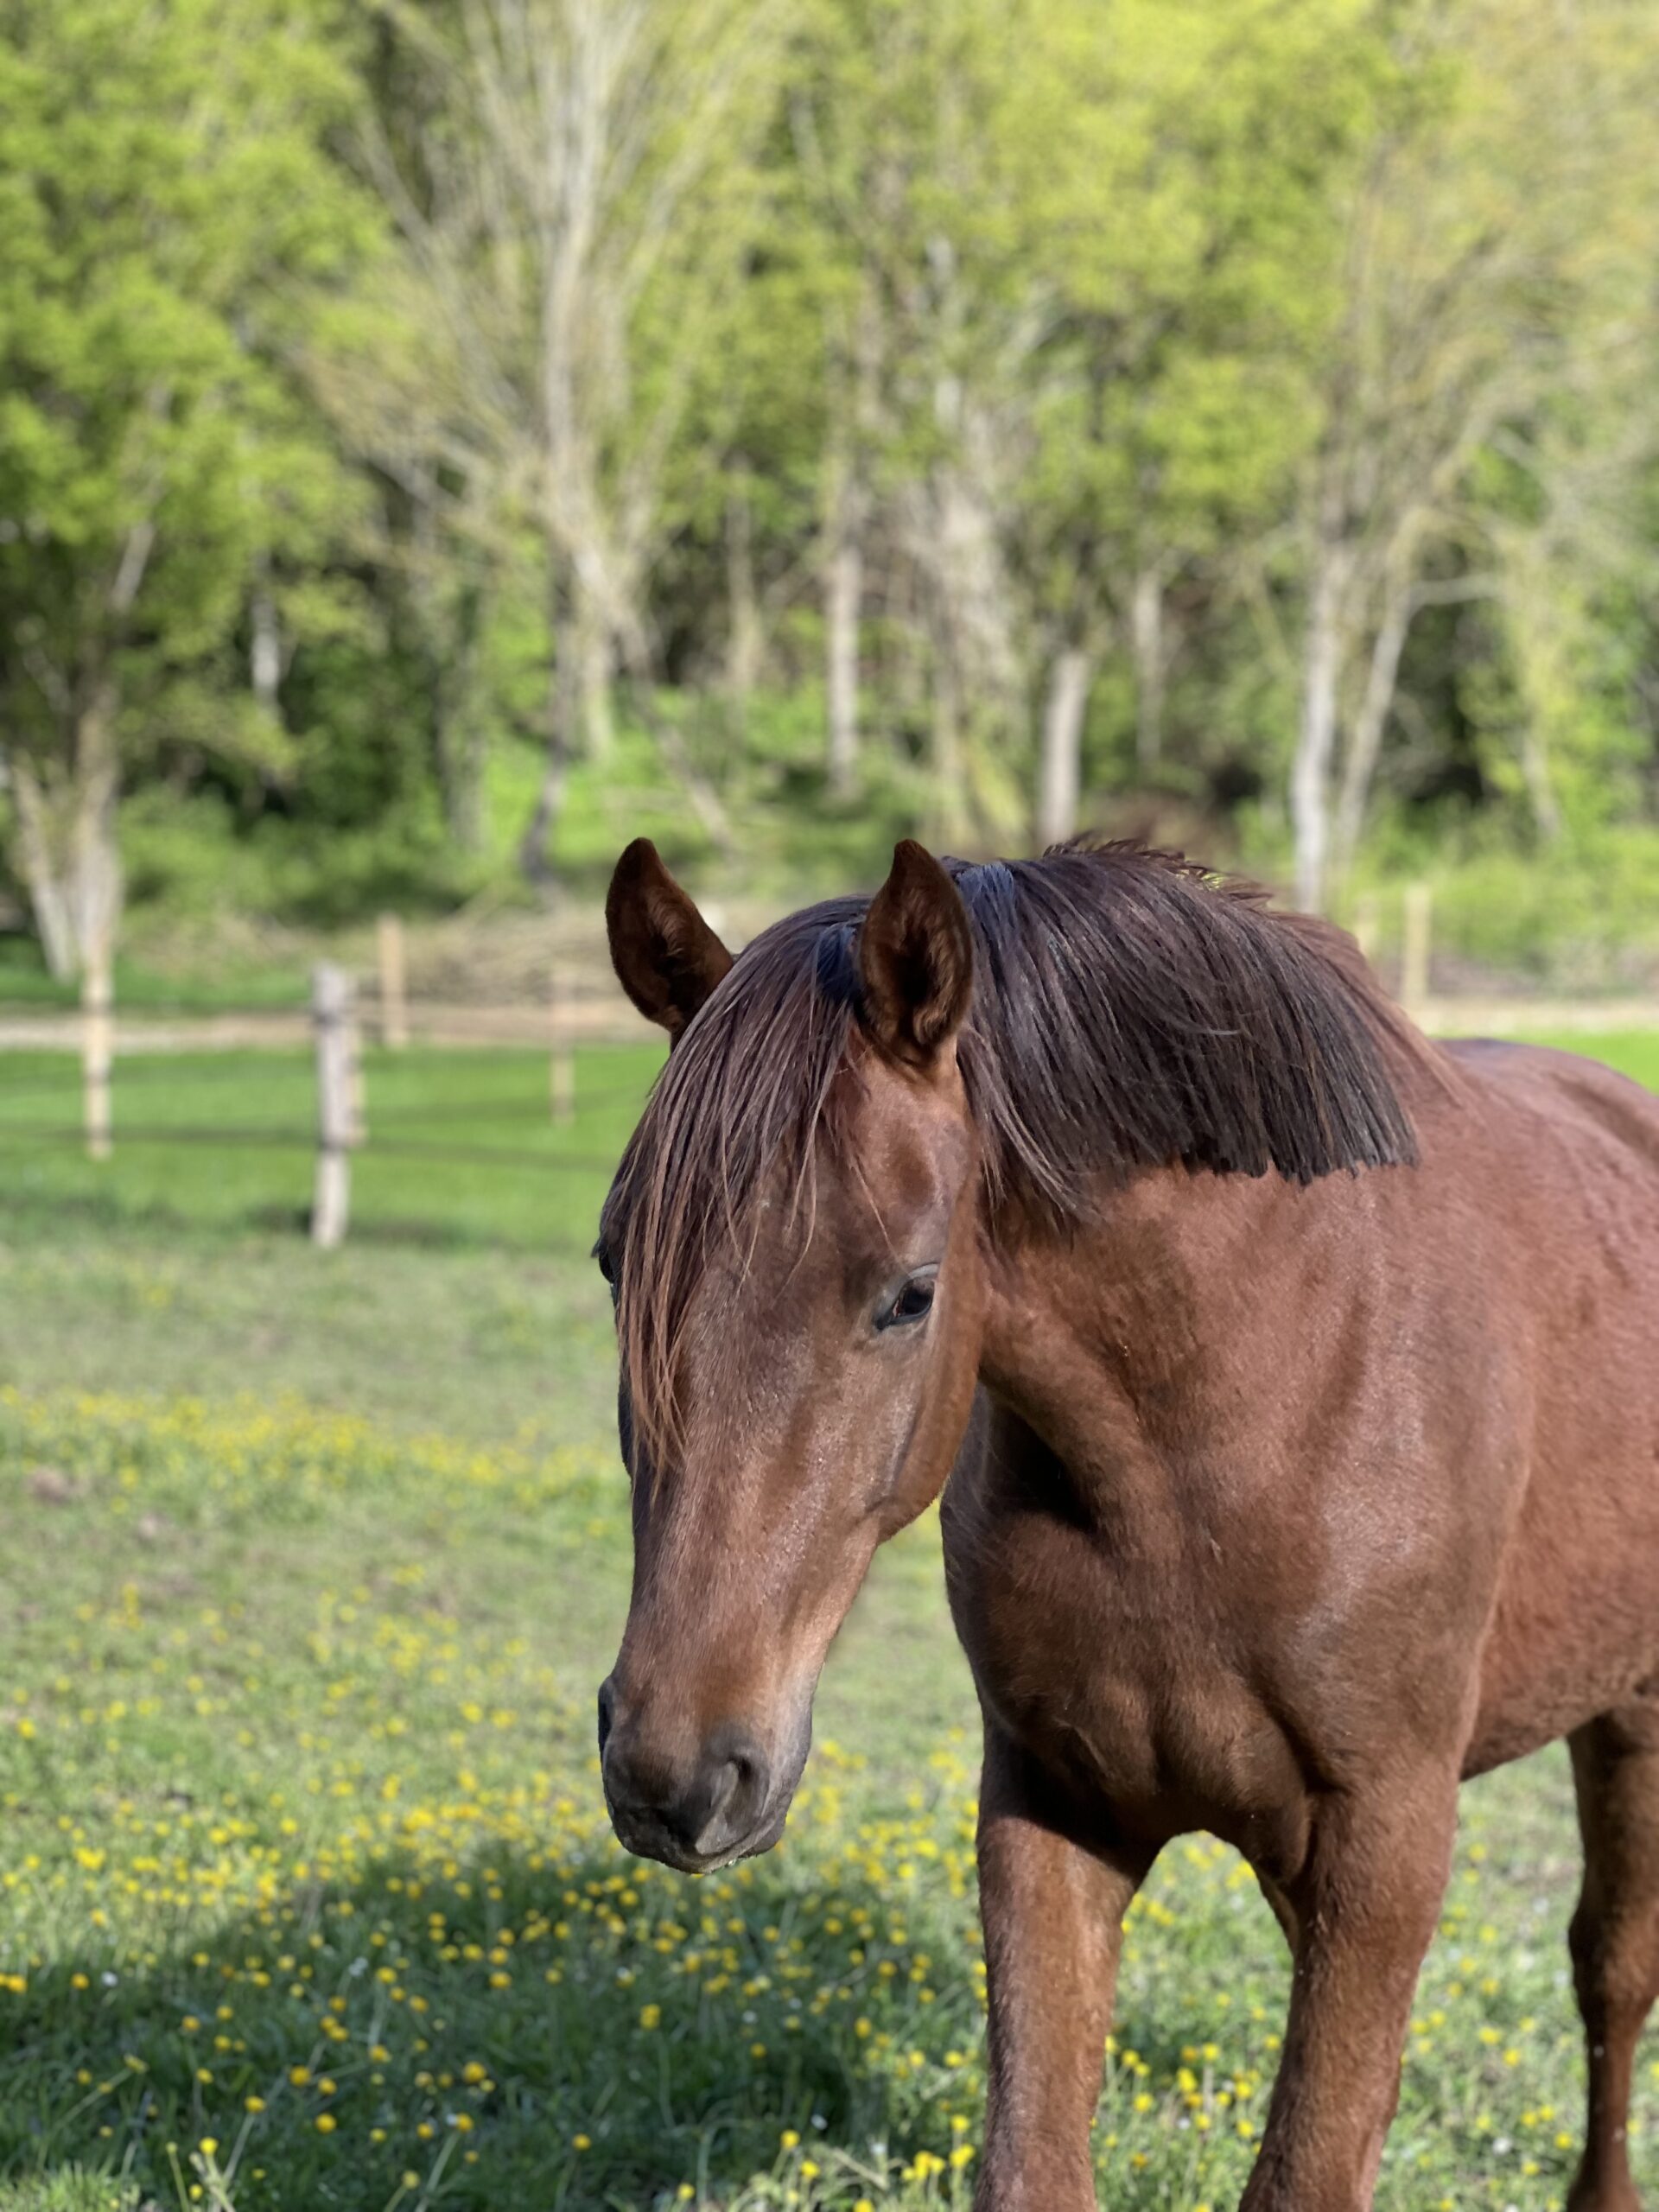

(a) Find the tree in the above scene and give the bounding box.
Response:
[355,0,789,884]
[0,0,372,980]
[1287,0,1659,908]
[1010,0,1395,846]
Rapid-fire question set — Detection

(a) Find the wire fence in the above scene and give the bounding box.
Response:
[0,931,656,1244]
[10,899,1656,1246]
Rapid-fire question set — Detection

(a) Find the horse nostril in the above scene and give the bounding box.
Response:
[596,1677,616,1758]
[692,1732,770,1857]
[704,1758,741,1824]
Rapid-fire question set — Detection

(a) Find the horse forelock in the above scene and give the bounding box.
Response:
[604,842,1431,1465]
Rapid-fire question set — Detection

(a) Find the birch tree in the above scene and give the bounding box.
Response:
[359,0,786,880]
[1288,0,1659,908]
[1012,0,1387,848]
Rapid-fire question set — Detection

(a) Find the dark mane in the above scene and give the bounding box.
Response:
[605,842,1427,1458]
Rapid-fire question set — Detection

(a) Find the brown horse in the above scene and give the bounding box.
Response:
[595,835,1659,2212]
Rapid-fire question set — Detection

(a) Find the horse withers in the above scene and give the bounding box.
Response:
[594,835,1659,2212]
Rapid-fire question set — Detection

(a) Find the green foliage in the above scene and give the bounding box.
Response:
[1355,828,1659,989]
[2,0,1658,969]
[0,0,374,773]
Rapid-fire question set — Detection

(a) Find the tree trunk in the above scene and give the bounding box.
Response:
[824,465,863,800]
[432,581,488,854]
[927,604,969,850]
[1332,573,1414,880]
[436,702,487,855]
[1036,645,1091,848]
[5,755,79,981]
[1130,567,1166,773]
[1520,716,1564,844]
[579,591,614,761]
[4,682,123,983]
[724,486,761,734]
[71,685,123,971]
[1292,544,1350,913]
[518,554,580,888]
[251,584,283,719]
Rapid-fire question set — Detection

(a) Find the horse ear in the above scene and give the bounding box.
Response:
[858,840,973,1068]
[606,838,734,1043]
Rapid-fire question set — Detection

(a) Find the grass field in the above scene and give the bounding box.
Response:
[3,1031,1657,2212]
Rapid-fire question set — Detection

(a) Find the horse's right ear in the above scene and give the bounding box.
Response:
[606,839,734,1044]
[858,840,973,1070]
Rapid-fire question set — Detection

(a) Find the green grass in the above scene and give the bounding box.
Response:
[1511,1026,1659,1091]
[0,1043,661,1253]
[1,1031,1656,2211]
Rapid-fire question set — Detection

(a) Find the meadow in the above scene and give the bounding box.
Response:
[3,1032,1658,2212]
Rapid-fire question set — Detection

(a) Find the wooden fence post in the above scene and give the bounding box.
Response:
[311,963,356,1249]
[377,912,410,1049]
[550,969,575,1126]
[81,946,113,1162]
[1402,880,1433,1014]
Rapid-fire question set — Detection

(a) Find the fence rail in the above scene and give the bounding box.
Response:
[4,896,1657,1247]
[0,917,659,1244]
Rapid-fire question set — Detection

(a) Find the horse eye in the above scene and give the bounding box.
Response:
[877,1274,937,1332]
[594,1244,617,1288]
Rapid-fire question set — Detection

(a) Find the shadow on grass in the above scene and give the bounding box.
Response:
[2,1840,985,2211]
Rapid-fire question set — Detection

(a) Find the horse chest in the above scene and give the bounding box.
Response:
[943,1486,1304,1844]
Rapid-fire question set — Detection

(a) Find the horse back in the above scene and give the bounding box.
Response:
[1439,1039,1659,1769]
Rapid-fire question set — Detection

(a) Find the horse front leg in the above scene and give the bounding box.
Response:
[1241,1766,1459,2211]
[975,1726,1155,2212]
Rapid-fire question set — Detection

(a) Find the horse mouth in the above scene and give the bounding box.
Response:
[607,1797,791,1875]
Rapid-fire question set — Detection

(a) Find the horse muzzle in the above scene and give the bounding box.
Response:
[597,1678,795,1872]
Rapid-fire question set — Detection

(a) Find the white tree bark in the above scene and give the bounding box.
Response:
[3,509,149,979]
[1037,645,1091,848]
[518,548,581,885]
[1292,541,1351,913]
[1332,569,1414,879]
[363,0,780,876]
[724,486,761,724]
[3,753,79,982]
[251,585,283,717]
[578,590,614,760]
[824,484,862,799]
[1130,567,1167,772]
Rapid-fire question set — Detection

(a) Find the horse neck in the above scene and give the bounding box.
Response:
[975,1164,1300,1437]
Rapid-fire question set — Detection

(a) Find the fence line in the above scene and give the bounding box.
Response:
[0,1122,632,1174]
[0,1062,652,1112]
[4,914,1655,1245]
[0,992,651,1243]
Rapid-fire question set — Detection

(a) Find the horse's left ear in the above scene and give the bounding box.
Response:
[606,838,734,1043]
[858,840,973,1069]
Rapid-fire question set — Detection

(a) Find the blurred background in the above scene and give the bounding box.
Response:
[3,6,1659,2211]
[4,0,1659,1005]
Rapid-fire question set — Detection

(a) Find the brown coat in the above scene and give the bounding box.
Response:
[599,837,1659,2212]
